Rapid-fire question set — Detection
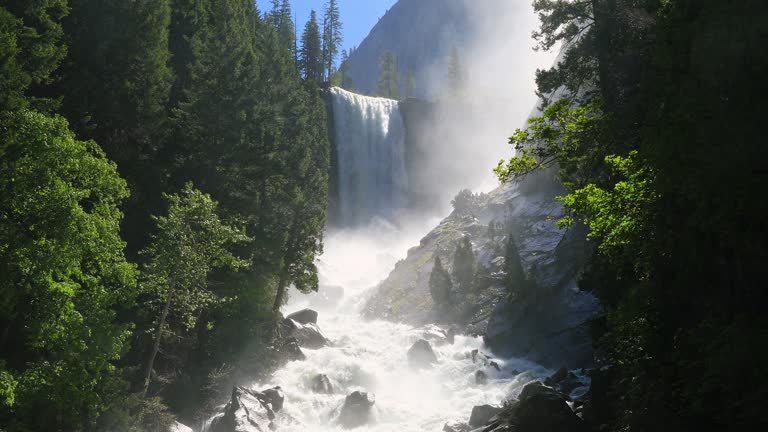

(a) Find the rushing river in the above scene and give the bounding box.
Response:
[249,221,552,432]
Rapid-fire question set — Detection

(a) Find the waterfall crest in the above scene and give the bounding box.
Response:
[330,87,408,227]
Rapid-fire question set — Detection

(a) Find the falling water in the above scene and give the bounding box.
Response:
[330,87,409,227]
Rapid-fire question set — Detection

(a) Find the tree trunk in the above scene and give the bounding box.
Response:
[142,277,176,396]
[272,270,289,313]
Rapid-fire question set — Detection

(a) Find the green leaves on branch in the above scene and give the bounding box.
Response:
[0,110,137,428]
[495,98,607,189]
[558,151,656,270]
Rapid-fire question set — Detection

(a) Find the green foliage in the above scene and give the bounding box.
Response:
[558,151,656,272]
[495,98,607,189]
[452,236,476,293]
[140,183,249,393]
[0,110,137,430]
[0,0,68,112]
[503,235,528,300]
[376,49,399,99]
[429,257,453,309]
[321,0,342,81]
[299,10,323,82]
[502,1,768,430]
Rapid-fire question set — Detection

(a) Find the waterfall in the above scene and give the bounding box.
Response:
[330,87,408,227]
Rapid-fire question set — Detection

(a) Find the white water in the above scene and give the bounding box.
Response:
[248,222,552,432]
[330,88,409,227]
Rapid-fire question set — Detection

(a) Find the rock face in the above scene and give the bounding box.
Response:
[480,382,585,432]
[209,386,278,432]
[311,374,334,394]
[343,0,471,99]
[171,421,193,432]
[407,339,438,369]
[338,391,376,429]
[468,404,503,427]
[443,421,471,432]
[282,318,329,349]
[364,172,601,369]
[285,308,318,325]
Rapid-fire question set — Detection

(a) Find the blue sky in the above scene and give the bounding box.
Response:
[256,0,398,53]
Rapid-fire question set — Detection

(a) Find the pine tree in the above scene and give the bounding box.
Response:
[299,10,323,82]
[429,257,453,309]
[59,0,173,252]
[0,1,68,112]
[404,68,416,98]
[321,0,342,82]
[504,235,527,300]
[277,0,295,56]
[452,236,476,293]
[376,49,400,99]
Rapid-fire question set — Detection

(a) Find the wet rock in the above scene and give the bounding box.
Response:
[489,361,501,372]
[283,319,329,349]
[209,386,276,432]
[468,404,503,427]
[311,374,334,394]
[281,337,306,361]
[260,386,284,412]
[518,381,562,402]
[446,327,456,344]
[475,370,488,385]
[443,420,470,432]
[338,391,376,429]
[545,367,569,386]
[171,421,193,432]
[515,388,584,432]
[407,339,438,369]
[286,308,318,325]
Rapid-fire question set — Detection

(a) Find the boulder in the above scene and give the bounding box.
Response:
[475,370,488,385]
[338,391,376,429]
[209,386,275,432]
[260,386,284,412]
[283,319,329,349]
[468,404,503,428]
[171,421,194,432]
[515,389,584,432]
[489,361,501,372]
[407,339,438,369]
[545,367,569,386]
[281,337,306,361]
[286,309,318,325]
[518,381,562,402]
[443,421,471,432]
[311,374,334,394]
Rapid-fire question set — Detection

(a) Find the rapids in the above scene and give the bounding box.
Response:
[248,221,552,431]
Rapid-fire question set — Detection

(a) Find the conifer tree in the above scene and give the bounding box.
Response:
[59,0,173,252]
[452,236,476,293]
[299,9,323,82]
[404,68,416,98]
[376,49,400,99]
[0,0,68,112]
[321,0,342,81]
[429,257,453,310]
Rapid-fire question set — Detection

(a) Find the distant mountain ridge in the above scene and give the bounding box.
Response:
[344,0,471,99]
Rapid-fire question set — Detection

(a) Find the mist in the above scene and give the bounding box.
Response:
[410,0,557,212]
